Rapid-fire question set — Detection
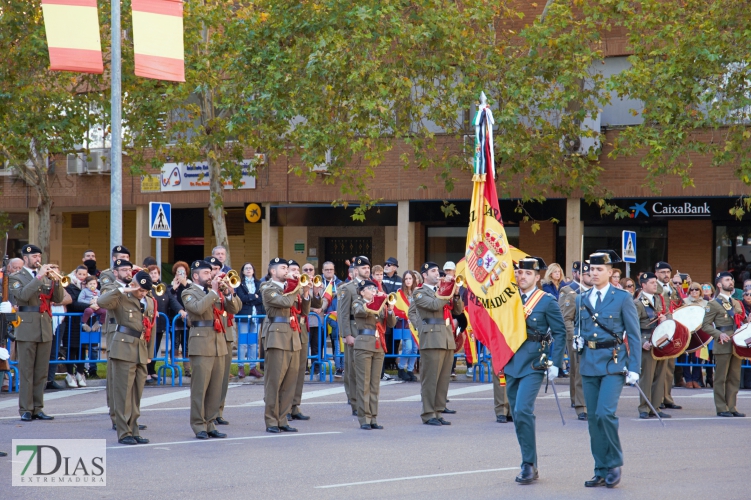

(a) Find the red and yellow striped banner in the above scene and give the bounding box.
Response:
[41,0,103,74]
[132,0,185,82]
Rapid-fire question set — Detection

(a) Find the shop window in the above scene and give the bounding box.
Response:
[583,225,667,275]
[715,225,751,280]
[70,213,89,228]
[426,226,520,267]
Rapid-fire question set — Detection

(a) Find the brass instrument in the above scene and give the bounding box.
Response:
[455,275,465,288]
[312,275,323,287]
[225,270,241,288]
[388,292,397,306]
[299,274,310,287]
[152,283,166,296]
[47,268,71,287]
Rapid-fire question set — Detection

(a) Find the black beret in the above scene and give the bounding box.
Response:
[191,260,212,271]
[357,280,378,292]
[590,250,621,265]
[287,259,300,268]
[22,244,42,255]
[354,256,370,267]
[269,257,286,268]
[581,261,591,274]
[133,270,153,290]
[421,261,439,273]
[384,257,399,267]
[113,259,133,269]
[112,245,130,256]
[518,257,546,271]
[572,261,581,271]
[639,272,657,284]
[204,256,221,267]
[439,271,447,278]
[715,271,733,282]
[655,261,672,272]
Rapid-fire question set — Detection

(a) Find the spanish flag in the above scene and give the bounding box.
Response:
[41,0,103,74]
[132,0,185,82]
[393,288,419,347]
[462,92,527,378]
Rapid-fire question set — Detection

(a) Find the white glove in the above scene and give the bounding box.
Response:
[0,347,9,361]
[573,336,584,351]
[546,365,559,380]
[625,371,639,385]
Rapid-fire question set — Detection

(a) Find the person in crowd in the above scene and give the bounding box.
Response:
[397,270,420,382]
[212,245,232,273]
[63,266,91,386]
[619,277,636,296]
[168,261,191,377]
[371,264,394,381]
[145,265,170,385]
[302,262,324,376]
[320,261,343,378]
[82,249,99,278]
[678,283,709,389]
[79,276,107,331]
[542,263,566,299]
[142,256,157,267]
[236,262,264,379]
[610,268,623,289]
[701,282,716,388]
[382,257,402,294]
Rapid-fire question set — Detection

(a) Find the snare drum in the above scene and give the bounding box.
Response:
[651,319,690,360]
[672,304,711,354]
[732,323,751,360]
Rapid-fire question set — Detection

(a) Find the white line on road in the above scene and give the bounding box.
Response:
[0,388,103,410]
[82,384,244,414]
[632,416,750,422]
[396,383,493,401]
[107,431,342,449]
[315,467,518,489]
[241,380,402,406]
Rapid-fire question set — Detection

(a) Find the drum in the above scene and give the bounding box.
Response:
[671,305,705,332]
[732,323,751,360]
[651,319,690,360]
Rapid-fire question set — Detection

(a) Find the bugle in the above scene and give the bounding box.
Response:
[152,283,166,296]
[312,275,323,287]
[46,268,71,287]
[224,270,241,288]
[299,274,310,287]
[388,292,397,306]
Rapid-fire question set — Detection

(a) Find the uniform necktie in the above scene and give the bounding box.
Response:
[140,303,145,314]
[651,296,655,308]
[32,271,37,278]
[521,294,528,305]
[596,291,602,309]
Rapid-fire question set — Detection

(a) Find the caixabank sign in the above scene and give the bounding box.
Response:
[12,440,106,487]
[581,197,749,222]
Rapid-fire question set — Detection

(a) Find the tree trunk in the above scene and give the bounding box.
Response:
[207,147,232,268]
[35,193,52,260]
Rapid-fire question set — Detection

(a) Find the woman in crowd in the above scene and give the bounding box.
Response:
[541,263,565,299]
[146,265,171,384]
[397,270,420,382]
[619,277,636,296]
[680,283,708,388]
[63,265,90,387]
[236,262,264,379]
[610,268,623,288]
[168,261,191,376]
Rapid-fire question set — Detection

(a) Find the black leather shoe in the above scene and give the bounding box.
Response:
[659,403,665,409]
[290,412,310,420]
[112,424,116,430]
[32,412,54,420]
[656,412,671,418]
[195,431,209,439]
[215,417,229,425]
[507,414,513,422]
[370,423,383,429]
[717,411,733,417]
[266,426,280,433]
[46,380,64,390]
[731,411,746,417]
[352,409,358,416]
[496,415,508,423]
[515,463,538,484]
[424,418,442,426]
[437,417,451,425]
[570,402,575,408]
[118,436,138,445]
[207,430,227,438]
[20,412,32,422]
[138,424,147,430]
[133,436,149,444]
[664,403,682,409]
[605,467,621,488]
[578,412,588,421]
[0,451,7,457]
[442,408,457,414]
[360,424,372,430]
[639,412,650,419]
[279,425,298,432]
[585,475,606,487]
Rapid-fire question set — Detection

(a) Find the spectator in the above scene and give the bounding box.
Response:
[82,249,99,278]
[168,261,191,376]
[610,268,623,288]
[443,261,456,278]
[397,270,420,382]
[702,282,715,301]
[48,264,74,388]
[372,265,384,289]
[212,245,231,273]
[701,282,716,388]
[146,265,170,384]
[236,262,264,379]
[302,262,324,375]
[620,277,636,296]
[680,283,707,389]
[541,263,565,299]
[382,257,402,294]
[79,276,107,331]
[65,265,97,382]
[318,261,344,377]
[142,256,157,267]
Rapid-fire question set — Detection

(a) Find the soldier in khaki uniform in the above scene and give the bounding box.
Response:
[655,261,683,411]
[409,261,464,425]
[558,260,592,421]
[287,260,312,421]
[633,272,671,419]
[205,256,242,427]
[491,360,512,423]
[337,256,371,415]
[9,245,65,421]
[261,258,304,433]
[182,260,234,439]
[97,270,157,444]
[353,280,396,429]
[702,271,746,417]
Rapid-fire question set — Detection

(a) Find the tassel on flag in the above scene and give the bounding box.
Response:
[132,0,185,82]
[41,0,104,74]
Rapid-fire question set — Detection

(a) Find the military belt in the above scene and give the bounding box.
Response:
[191,320,214,327]
[422,318,444,325]
[350,315,355,321]
[116,325,142,339]
[717,325,734,333]
[526,332,551,343]
[18,306,40,312]
[587,339,619,349]
[267,316,289,323]
[358,329,376,336]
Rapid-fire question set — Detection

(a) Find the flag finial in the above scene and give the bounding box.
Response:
[479,91,487,106]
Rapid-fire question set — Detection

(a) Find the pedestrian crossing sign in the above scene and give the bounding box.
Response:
[149,202,171,238]
[622,230,636,263]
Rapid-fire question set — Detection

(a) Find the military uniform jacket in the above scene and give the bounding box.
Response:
[260,281,302,352]
[575,286,642,376]
[97,288,157,364]
[219,293,243,343]
[336,279,359,338]
[634,292,668,344]
[292,292,311,345]
[182,284,233,357]
[505,292,566,378]
[558,284,587,341]
[353,297,396,352]
[657,281,682,309]
[98,269,119,336]
[701,295,742,355]
[8,269,65,342]
[409,286,464,350]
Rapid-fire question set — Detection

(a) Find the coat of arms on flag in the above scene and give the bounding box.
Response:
[467,229,508,293]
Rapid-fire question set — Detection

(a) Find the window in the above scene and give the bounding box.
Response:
[426,226,520,266]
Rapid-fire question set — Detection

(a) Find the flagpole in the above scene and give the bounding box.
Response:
[110,0,123,250]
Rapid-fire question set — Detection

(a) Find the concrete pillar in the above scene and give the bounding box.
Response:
[134,205,151,266]
[261,203,278,271]
[49,213,63,266]
[27,208,39,247]
[565,197,584,276]
[397,201,413,272]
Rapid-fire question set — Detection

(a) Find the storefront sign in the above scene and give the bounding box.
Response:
[160,155,263,192]
[140,175,160,193]
[582,197,749,222]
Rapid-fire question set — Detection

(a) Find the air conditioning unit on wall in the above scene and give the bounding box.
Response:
[560,113,601,157]
[67,149,111,174]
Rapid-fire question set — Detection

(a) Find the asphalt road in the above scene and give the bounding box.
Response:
[1,377,749,499]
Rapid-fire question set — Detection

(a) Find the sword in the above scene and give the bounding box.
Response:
[621,368,665,427]
[547,367,566,426]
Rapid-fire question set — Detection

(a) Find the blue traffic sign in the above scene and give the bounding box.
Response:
[149,202,171,238]
[622,230,636,263]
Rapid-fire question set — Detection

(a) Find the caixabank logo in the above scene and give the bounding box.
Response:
[12,439,106,486]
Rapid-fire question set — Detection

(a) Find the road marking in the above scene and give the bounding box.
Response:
[82,384,244,414]
[633,416,750,422]
[0,388,103,410]
[396,383,493,401]
[241,380,402,406]
[315,467,518,489]
[107,431,342,449]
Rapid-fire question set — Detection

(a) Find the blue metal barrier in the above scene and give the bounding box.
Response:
[306,312,330,382]
[235,314,266,379]
[50,312,106,378]
[154,312,176,386]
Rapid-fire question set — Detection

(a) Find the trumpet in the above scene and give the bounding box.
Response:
[218,270,241,289]
[299,274,310,287]
[47,269,71,287]
[455,275,465,287]
[312,275,323,287]
[152,283,166,296]
[388,292,397,306]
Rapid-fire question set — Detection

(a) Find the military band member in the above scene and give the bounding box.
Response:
[409,261,464,426]
[634,272,671,419]
[260,258,303,433]
[10,245,65,421]
[702,272,746,417]
[558,260,591,420]
[182,260,232,439]
[505,257,566,485]
[654,261,683,411]
[97,270,157,444]
[287,260,312,421]
[337,256,371,416]
[353,280,396,429]
[575,251,641,489]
